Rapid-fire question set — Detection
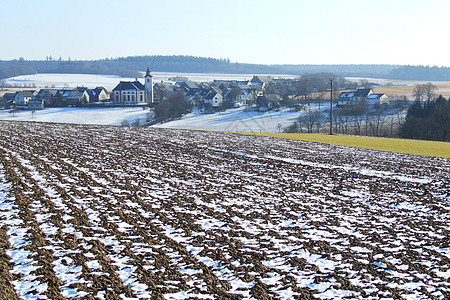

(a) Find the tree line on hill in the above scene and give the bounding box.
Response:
[389,65,450,81]
[2,55,450,81]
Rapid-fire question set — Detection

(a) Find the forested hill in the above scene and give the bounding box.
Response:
[1,55,450,81]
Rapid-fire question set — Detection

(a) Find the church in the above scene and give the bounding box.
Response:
[112,67,153,105]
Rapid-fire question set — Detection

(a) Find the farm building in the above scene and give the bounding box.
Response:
[27,99,45,110]
[338,88,389,107]
[367,93,390,106]
[57,88,90,106]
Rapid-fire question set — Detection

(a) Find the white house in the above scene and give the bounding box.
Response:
[14,91,35,106]
[57,88,90,106]
[337,88,389,107]
[204,87,223,107]
[367,93,390,106]
[87,87,109,103]
[112,67,153,105]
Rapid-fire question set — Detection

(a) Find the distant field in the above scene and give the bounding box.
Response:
[242,133,450,158]
[367,80,450,98]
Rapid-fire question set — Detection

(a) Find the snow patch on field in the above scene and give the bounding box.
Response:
[0,107,149,126]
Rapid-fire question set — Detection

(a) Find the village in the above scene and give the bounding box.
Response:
[1,68,392,116]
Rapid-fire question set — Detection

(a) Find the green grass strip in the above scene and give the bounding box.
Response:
[236,132,450,158]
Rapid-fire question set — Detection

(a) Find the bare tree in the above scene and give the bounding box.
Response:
[423,82,437,101]
[350,100,368,135]
[389,116,395,137]
[413,85,425,102]
[276,123,283,133]
[372,108,387,137]
[297,110,322,133]
[413,82,437,102]
[295,75,313,104]
[132,118,141,127]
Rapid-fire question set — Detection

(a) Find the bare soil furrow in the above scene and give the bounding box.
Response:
[0,121,448,299]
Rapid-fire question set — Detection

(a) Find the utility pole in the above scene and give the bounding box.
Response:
[329,78,334,135]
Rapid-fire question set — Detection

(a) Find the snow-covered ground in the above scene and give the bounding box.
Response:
[153,107,306,132]
[0,106,320,132]
[2,73,132,90]
[0,107,149,126]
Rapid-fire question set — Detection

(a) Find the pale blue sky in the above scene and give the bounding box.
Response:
[1,0,449,66]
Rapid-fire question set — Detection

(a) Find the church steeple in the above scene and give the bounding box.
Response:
[144,66,153,103]
[145,66,152,78]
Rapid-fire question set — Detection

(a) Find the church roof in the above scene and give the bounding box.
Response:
[112,81,145,91]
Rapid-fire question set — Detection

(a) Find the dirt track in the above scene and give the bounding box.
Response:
[0,121,448,299]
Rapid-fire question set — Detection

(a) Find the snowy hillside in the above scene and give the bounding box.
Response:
[153,107,306,132]
[0,106,313,132]
[0,121,448,299]
[0,107,149,126]
[3,72,292,90]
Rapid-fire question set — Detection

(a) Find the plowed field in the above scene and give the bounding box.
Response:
[0,121,449,299]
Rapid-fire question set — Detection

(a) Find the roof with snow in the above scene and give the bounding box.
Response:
[27,99,44,104]
[37,89,58,96]
[354,89,373,97]
[367,93,387,99]
[205,87,222,100]
[180,81,199,90]
[251,76,272,84]
[3,93,16,99]
[339,92,355,98]
[58,89,86,99]
[17,91,35,97]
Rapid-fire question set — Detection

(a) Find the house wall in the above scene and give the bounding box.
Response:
[14,94,25,105]
[337,98,354,106]
[98,90,109,102]
[212,94,223,107]
[14,93,32,105]
[115,90,135,104]
[205,94,223,107]
[113,89,147,104]
[82,91,89,103]
[28,102,44,110]
[380,95,390,105]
